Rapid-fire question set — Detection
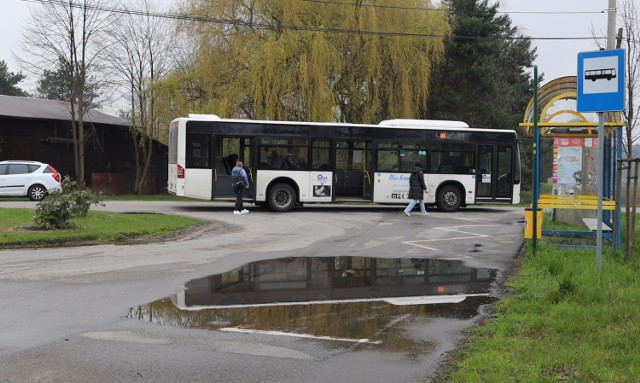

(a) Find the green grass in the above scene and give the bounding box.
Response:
[435,242,640,383]
[540,212,587,232]
[519,191,532,206]
[0,208,206,248]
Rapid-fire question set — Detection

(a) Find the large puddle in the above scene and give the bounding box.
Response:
[127,257,497,349]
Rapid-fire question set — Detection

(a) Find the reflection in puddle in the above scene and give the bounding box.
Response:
[127,257,497,354]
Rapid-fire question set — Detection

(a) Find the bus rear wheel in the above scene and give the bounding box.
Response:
[437,185,461,212]
[268,183,296,212]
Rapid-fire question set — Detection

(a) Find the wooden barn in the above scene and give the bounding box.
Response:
[0,95,167,194]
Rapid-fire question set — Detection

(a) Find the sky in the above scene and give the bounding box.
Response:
[501,0,627,81]
[0,0,635,107]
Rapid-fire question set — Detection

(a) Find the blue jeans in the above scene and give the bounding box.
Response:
[404,199,426,214]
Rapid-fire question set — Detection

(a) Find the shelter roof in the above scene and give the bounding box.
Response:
[0,95,130,127]
[519,76,623,137]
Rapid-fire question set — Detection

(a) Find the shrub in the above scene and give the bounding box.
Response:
[34,177,104,229]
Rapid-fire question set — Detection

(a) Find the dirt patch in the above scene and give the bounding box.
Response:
[118,221,238,245]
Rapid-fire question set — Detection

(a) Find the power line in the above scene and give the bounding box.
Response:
[302,0,606,15]
[301,0,446,12]
[19,0,609,15]
[18,0,607,41]
[500,10,605,15]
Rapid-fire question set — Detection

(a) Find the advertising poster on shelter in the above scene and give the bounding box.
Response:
[552,138,594,195]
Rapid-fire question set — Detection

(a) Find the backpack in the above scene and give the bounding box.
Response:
[231,171,244,192]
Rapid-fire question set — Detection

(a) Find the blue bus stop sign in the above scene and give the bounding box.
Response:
[577,49,625,113]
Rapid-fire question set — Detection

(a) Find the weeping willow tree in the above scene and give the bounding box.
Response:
[168,0,450,123]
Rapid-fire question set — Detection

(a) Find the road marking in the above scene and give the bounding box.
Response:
[403,224,488,252]
[81,331,170,344]
[383,294,489,305]
[220,328,382,344]
[449,217,495,223]
[401,242,441,251]
[435,225,489,240]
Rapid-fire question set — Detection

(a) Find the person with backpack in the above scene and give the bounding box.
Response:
[231,160,249,215]
[404,161,429,217]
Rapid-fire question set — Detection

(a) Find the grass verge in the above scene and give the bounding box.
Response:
[435,243,640,383]
[0,208,206,248]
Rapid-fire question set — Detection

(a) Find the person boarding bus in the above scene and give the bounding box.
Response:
[232,161,249,215]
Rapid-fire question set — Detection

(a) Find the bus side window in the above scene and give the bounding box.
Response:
[186,134,210,168]
[376,149,400,172]
[430,152,441,173]
[438,164,455,174]
[265,150,285,169]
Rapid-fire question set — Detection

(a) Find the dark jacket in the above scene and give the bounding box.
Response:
[408,166,427,200]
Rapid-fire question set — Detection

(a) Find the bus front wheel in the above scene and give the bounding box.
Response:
[268,183,296,212]
[437,185,461,212]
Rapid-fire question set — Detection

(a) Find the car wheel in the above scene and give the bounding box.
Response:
[28,184,48,201]
[436,185,461,212]
[268,183,296,212]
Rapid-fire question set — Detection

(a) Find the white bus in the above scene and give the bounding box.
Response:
[168,115,521,212]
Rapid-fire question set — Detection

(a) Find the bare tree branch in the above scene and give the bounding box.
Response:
[101,0,177,193]
[17,0,111,187]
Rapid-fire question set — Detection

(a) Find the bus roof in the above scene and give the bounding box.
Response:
[175,116,514,134]
[378,119,469,128]
[187,113,222,120]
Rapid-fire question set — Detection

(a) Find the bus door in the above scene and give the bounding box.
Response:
[334,140,373,200]
[495,145,514,201]
[212,136,255,199]
[475,145,514,202]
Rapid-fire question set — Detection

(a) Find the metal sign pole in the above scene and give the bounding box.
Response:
[595,0,616,270]
[597,113,604,270]
[532,66,539,253]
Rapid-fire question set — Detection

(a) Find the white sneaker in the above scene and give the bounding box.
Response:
[233,210,242,215]
[422,212,429,216]
[404,211,411,217]
[241,209,249,214]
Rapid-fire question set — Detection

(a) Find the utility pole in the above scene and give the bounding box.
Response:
[596,0,617,269]
[607,0,617,50]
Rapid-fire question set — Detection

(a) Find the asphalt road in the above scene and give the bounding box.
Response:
[0,201,524,383]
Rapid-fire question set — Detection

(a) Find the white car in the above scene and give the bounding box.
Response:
[0,160,62,201]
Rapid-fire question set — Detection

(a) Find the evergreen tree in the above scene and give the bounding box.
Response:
[426,0,536,130]
[36,64,71,101]
[35,59,101,108]
[0,60,28,96]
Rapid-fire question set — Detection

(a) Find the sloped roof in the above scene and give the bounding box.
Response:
[0,95,130,127]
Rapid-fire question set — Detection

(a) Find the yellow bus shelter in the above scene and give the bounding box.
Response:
[518,76,623,247]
